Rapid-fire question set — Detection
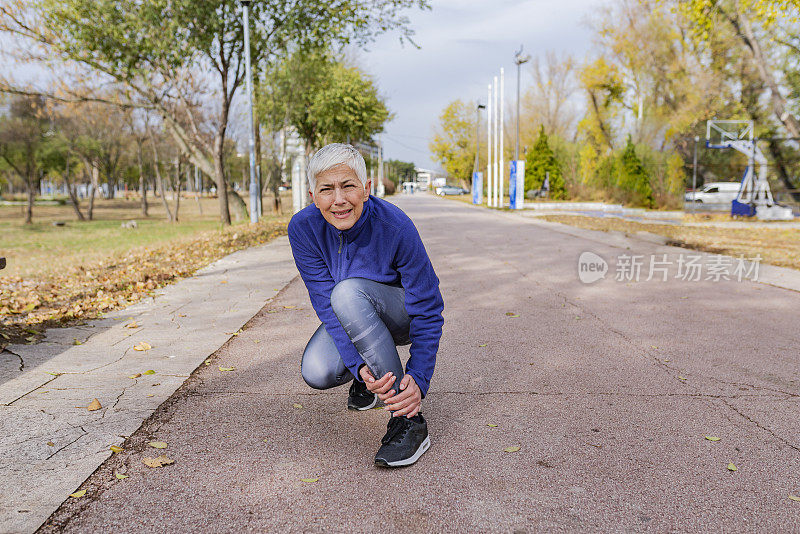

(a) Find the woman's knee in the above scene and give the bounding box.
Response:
[300,354,336,390]
[330,278,372,318]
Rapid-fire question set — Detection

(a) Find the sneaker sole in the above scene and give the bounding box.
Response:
[375,435,430,467]
[347,395,377,411]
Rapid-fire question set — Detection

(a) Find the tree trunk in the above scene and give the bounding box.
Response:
[213,131,231,225]
[87,165,99,220]
[227,189,249,221]
[64,159,85,221]
[173,156,181,222]
[255,121,263,216]
[137,141,149,216]
[766,139,800,202]
[24,182,34,224]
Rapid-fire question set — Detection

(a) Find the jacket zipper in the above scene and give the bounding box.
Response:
[337,232,343,254]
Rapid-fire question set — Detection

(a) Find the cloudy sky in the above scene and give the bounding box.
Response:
[359,0,604,170]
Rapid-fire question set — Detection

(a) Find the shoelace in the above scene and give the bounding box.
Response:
[381,416,410,445]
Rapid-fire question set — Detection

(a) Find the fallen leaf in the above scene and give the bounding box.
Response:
[69,490,86,498]
[504,446,521,453]
[47,441,55,446]
[505,312,519,318]
[115,473,129,480]
[143,370,155,375]
[178,314,186,317]
[789,495,800,502]
[705,436,721,442]
[146,394,155,397]
[727,462,737,472]
[300,478,318,483]
[651,345,658,349]
[72,338,82,345]
[225,331,240,336]
[253,340,261,344]
[218,366,236,372]
[87,398,102,411]
[487,424,498,428]
[148,441,168,449]
[125,321,139,328]
[478,344,487,347]
[109,445,123,453]
[204,359,211,365]
[128,373,142,379]
[293,403,303,409]
[678,376,687,381]
[142,455,174,468]
[663,359,671,363]
[284,305,296,309]
[133,342,152,351]
[220,280,228,284]
[267,310,279,313]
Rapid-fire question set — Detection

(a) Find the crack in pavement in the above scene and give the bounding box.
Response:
[4,375,60,406]
[45,426,88,461]
[719,398,800,453]
[2,347,25,371]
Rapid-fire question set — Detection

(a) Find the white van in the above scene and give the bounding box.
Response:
[685,182,741,204]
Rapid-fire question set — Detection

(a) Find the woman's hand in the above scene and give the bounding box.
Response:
[383,374,421,418]
[359,365,397,399]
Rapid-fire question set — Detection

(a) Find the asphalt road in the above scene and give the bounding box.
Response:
[41,195,800,533]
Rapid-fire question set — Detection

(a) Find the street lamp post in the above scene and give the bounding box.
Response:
[241,0,258,223]
[692,135,699,214]
[514,45,530,163]
[474,101,485,175]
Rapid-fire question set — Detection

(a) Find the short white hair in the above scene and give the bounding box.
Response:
[306,143,367,192]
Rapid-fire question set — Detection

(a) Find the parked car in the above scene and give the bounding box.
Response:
[685,182,741,203]
[436,185,469,196]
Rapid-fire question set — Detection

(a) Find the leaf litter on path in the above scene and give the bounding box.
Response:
[133,342,152,351]
[142,455,174,468]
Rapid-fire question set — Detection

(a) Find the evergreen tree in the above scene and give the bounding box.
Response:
[524,125,566,199]
[616,135,654,208]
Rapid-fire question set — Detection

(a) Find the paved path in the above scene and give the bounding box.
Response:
[1,238,296,534]
[26,196,800,532]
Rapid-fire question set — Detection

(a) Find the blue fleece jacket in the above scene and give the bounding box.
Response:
[287,196,444,396]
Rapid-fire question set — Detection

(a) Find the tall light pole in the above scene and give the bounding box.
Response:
[514,45,530,163]
[474,101,485,174]
[692,135,699,214]
[241,0,258,223]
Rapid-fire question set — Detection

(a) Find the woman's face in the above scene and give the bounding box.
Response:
[309,164,371,231]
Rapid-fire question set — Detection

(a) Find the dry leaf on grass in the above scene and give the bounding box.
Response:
[69,490,86,498]
[133,342,152,351]
[142,455,174,468]
[504,446,521,453]
[87,398,102,411]
[148,441,168,449]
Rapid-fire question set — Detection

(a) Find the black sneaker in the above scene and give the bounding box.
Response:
[347,379,377,411]
[374,413,430,467]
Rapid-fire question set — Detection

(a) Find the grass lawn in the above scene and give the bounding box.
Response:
[1,193,292,343]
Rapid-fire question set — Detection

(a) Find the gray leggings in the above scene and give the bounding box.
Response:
[301,278,410,390]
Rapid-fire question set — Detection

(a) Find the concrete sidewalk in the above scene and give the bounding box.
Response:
[1,237,297,534]
[31,194,800,533]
